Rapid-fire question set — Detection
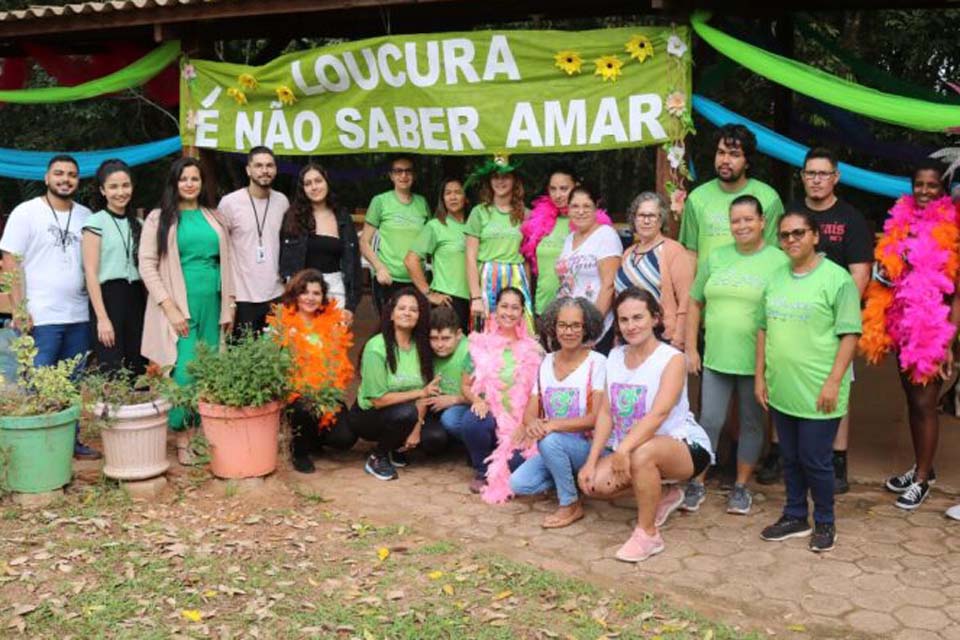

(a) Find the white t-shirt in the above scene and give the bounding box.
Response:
[534,351,607,421]
[0,196,91,325]
[218,188,288,303]
[556,224,622,335]
[604,343,713,460]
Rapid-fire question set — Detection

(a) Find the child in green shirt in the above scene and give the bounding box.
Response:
[424,306,471,433]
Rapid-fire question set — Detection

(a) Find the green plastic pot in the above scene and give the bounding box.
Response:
[0,405,78,493]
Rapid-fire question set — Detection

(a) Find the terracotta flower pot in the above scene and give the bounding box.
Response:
[97,398,171,481]
[197,400,282,479]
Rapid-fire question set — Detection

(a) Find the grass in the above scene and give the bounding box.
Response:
[0,483,763,640]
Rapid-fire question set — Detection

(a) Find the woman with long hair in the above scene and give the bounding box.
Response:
[268,269,356,474]
[579,287,714,563]
[82,159,146,376]
[139,157,235,464]
[279,163,362,326]
[350,287,446,481]
[404,177,471,333]
[860,160,960,513]
[464,155,533,329]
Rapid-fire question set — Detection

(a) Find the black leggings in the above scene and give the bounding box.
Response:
[288,400,357,457]
[90,279,146,377]
[350,401,448,456]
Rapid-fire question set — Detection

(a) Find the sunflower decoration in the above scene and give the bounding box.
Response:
[238,73,259,90]
[226,87,248,106]
[276,85,297,106]
[625,35,654,63]
[554,50,583,75]
[594,55,624,82]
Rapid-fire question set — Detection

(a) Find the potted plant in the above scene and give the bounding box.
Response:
[80,366,173,481]
[0,267,82,494]
[177,332,292,479]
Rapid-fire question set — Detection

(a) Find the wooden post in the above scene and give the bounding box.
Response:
[655,146,680,240]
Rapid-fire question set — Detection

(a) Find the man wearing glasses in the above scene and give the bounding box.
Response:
[361,156,430,313]
[758,147,871,494]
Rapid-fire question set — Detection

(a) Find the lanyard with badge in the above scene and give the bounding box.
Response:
[45,196,74,263]
[109,213,134,275]
[248,191,269,263]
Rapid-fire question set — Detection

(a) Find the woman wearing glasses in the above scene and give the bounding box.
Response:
[755,211,861,553]
[683,195,787,515]
[615,192,693,351]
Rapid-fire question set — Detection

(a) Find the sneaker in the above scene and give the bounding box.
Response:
[895,480,930,510]
[679,481,706,512]
[468,477,487,494]
[73,442,102,460]
[388,450,409,468]
[726,483,753,515]
[292,454,315,474]
[761,515,812,541]
[755,451,782,485]
[809,522,836,552]
[886,466,936,494]
[946,504,960,521]
[833,452,849,495]
[655,485,684,527]
[364,454,398,481]
[614,526,665,563]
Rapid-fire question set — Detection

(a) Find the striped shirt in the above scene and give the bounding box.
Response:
[615,241,663,300]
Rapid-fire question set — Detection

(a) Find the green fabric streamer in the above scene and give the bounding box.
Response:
[795,16,960,105]
[691,12,960,132]
[0,41,180,104]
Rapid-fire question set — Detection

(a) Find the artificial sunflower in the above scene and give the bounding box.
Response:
[276,86,297,106]
[226,87,247,106]
[238,73,258,90]
[553,50,583,75]
[593,55,624,82]
[625,35,654,63]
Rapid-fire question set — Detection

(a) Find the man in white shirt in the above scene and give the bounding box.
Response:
[0,154,100,459]
[218,146,288,336]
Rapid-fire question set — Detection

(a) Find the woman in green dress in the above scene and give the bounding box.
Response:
[139,157,235,464]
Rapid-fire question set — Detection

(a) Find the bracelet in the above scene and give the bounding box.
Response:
[470,296,481,301]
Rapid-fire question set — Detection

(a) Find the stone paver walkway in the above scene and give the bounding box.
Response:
[291,450,960,640]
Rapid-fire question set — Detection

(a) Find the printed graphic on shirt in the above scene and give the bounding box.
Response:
[557,254,599,299]
[765,294,813,323]
[46,225,81,250]
[609,382,647,445]
[543,386,581,419]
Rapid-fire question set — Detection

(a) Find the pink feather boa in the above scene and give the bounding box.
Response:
[520,195,613,273]
[882,195,960,382]
[467,318,543,503]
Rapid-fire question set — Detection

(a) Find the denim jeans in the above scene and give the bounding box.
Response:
[510,432,592,506]
[442,405,495,476]
[771,408,840,525]
[439,404,471,431]
[32,322,90,368]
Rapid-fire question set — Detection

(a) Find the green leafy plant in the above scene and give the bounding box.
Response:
[79,365,175,436]
[172,331,292,409]
[0,263,81,416]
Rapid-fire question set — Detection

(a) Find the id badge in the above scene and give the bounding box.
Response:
[256,245,266,264]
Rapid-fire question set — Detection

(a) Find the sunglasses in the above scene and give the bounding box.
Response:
[778,228,811,242]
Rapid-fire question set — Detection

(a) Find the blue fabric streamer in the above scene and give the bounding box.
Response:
[0,136,182,180]
[692,94,911,198]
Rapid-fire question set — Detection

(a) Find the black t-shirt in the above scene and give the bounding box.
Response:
[786,198,873,268]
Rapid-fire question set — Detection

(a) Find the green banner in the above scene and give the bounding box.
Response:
[180,26,691,155]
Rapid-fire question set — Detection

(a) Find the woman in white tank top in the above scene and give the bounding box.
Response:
[579,287,714,563]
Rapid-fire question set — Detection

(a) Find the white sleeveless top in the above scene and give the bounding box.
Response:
[604,343,714,461]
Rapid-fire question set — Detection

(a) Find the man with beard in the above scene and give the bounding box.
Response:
[0,154,100,459]
[758,147,871,494]
[679,124,784,268]
[218,146,289,335]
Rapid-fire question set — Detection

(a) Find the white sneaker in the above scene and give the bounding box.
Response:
[946,504,960,521]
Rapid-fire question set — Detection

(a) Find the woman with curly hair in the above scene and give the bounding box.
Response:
[509,297,606,528]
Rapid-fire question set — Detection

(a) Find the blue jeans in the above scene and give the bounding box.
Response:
[32,322,90,368]
[771,408,840,525]
[442,405,495,476]
[510,432,592,506]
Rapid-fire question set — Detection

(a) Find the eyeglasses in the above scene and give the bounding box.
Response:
[391,168,414,175]
[557,322,584,333]
[634,213,659,221]
[800,170,836,181]
[778,228,811,242]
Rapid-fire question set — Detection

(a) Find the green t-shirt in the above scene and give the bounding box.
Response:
[412,218,470,299]
[82,210,140,284]
[366,191,430,282]
[534,219,570,314]
[678,179,784,266]
[434,336,469,396]
[357,333,424,410]
[465,347,517,411]
[463,204,523,264]
[760,258,862,419]
[690,244,788,375]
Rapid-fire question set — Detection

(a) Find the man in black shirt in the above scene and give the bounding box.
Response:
[758,147,872,494]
